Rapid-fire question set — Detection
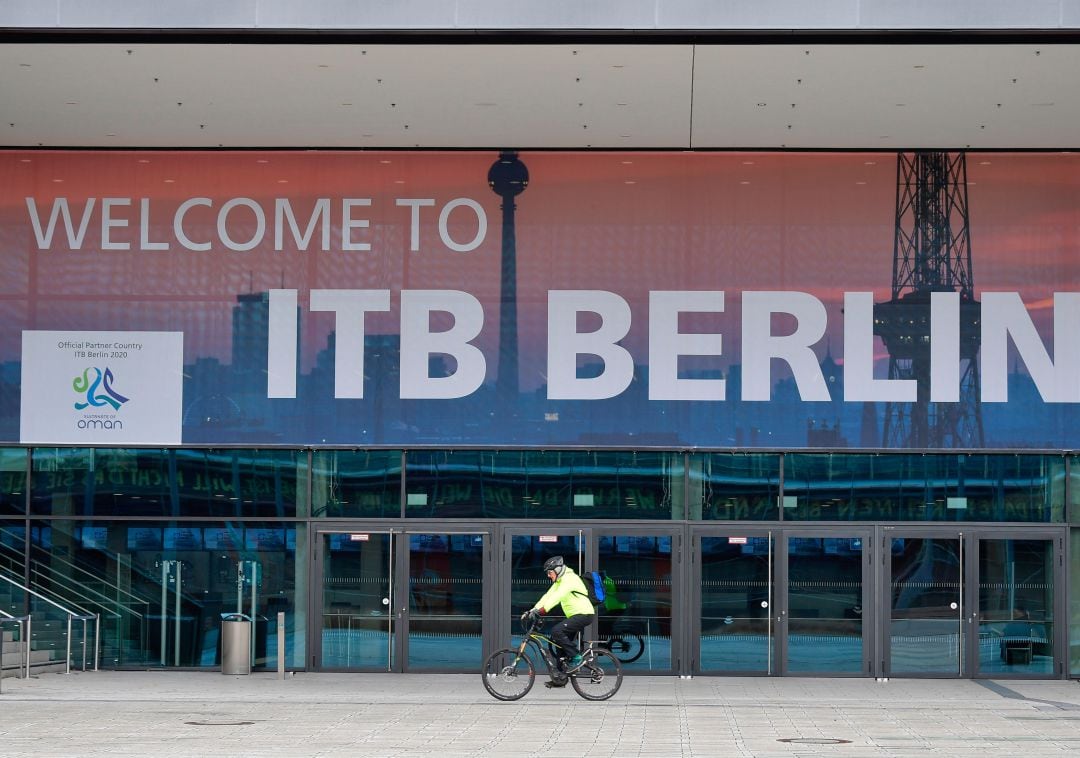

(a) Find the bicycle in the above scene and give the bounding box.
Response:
[481,613,623,701]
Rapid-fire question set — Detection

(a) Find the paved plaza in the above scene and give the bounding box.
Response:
[2,670,1080,757]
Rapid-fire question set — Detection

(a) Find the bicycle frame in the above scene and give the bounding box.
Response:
[515,617,568,684]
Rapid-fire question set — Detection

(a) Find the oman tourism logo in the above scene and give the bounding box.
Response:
[73,367,130,411]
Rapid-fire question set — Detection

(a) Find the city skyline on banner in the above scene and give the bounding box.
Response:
[1,150,1078,448]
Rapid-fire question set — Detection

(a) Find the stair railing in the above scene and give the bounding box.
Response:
[0,611,32,691]
[0,573,98,674]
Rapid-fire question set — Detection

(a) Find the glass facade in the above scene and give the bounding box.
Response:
[1,518,306,670]
[0,448,26,516]
[29,448,308,518]
[0,447,1075,678]
[783,453,1065,523]
[404,450,682,520]
[690,453,780,521]
[311,450,401,518]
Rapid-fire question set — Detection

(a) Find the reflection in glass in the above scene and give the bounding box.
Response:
[29,520,304,669]
[407,533,484,670]
[30,448,307,517]
[0,521,25,580]
[889,537,963,674]
[786,536,864,673]
[406,450,680,519]
[699,535,772,672]
[977,538,1054,675]
[690,454,780,520]
[311,450,401,518]
[784,453,1063,523]
[320,532,393,670]
[596,534,673,671]
[0,448,27,515]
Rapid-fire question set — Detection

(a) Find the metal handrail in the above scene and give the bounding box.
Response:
[18,541,151,607]
[0,569,95,618]
[0,612,32,690]
[29,564,146,620]
[0,573,98,674]
[1,543,151,668]
[0,538,153,613]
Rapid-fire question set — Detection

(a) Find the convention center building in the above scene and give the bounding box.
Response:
[1,2,1079,680]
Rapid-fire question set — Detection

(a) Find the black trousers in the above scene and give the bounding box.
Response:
[551,614,595,658]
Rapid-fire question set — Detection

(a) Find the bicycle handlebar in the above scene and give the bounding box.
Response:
[520,612,544,633]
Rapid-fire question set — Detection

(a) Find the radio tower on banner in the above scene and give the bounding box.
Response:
[488,150,529,411]
[873,151,985,448]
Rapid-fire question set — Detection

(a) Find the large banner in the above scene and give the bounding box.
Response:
[1,150,1078,449]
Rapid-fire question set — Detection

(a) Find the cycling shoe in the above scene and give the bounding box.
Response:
[544,680,568,688]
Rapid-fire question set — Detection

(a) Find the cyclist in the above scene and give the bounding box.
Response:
[523,555,595,677]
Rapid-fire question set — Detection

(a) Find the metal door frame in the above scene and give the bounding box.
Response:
[878,525,966,679]
[587,524,685,675]
[777,527,875,677]
[399,525,494,673]
[495,525,592,662]
[968,526,1065,680]
[689,527,776,676]
[310,523,400,672]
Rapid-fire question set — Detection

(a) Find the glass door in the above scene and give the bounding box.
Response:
[403,531,488,671]
[593,529,680,673]
[973,532,1061,678]
[314,529,395,670]
[781,530,872,676]
[693,530,775,674]
[502,529,586,650]
[882,529,965,677]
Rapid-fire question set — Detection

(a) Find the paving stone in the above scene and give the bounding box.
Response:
[2,672,1080,755]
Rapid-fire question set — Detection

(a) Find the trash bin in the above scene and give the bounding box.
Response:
[221,613,252,675]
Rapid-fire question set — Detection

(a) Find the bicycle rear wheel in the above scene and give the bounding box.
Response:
[481,648,535,701]
[605,633,645,663]
[570,648,622,701]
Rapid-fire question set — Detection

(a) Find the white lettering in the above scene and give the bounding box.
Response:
[217,198,265,252]
[547,290,633,400]
[100,198,131,250]
[25,197,96,249]
[275,198,331,251]
[139,199,169,250]
[648,291,725,400]
[931,292,960,402]
[174,197,212,251]
[395,198,435,252]
[741,291,829,401]
[437,198,487,252]
[843,292,915,402]
[267,289,298,398]
[982,292,1080,402]
[400,290,486,399]
[310,289,392,398]
[341,199,372,251]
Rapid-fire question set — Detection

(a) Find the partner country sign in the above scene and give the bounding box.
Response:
[20,331,184,445]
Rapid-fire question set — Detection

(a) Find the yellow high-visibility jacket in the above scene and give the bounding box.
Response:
[533,567,595,617]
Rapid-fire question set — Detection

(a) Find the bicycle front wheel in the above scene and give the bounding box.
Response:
[570,648,622,701]
[481,648,535,701]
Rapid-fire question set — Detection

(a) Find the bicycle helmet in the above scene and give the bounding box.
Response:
[543,555,565,577]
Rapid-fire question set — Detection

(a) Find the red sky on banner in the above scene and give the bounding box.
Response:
[1,150,1077,389]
